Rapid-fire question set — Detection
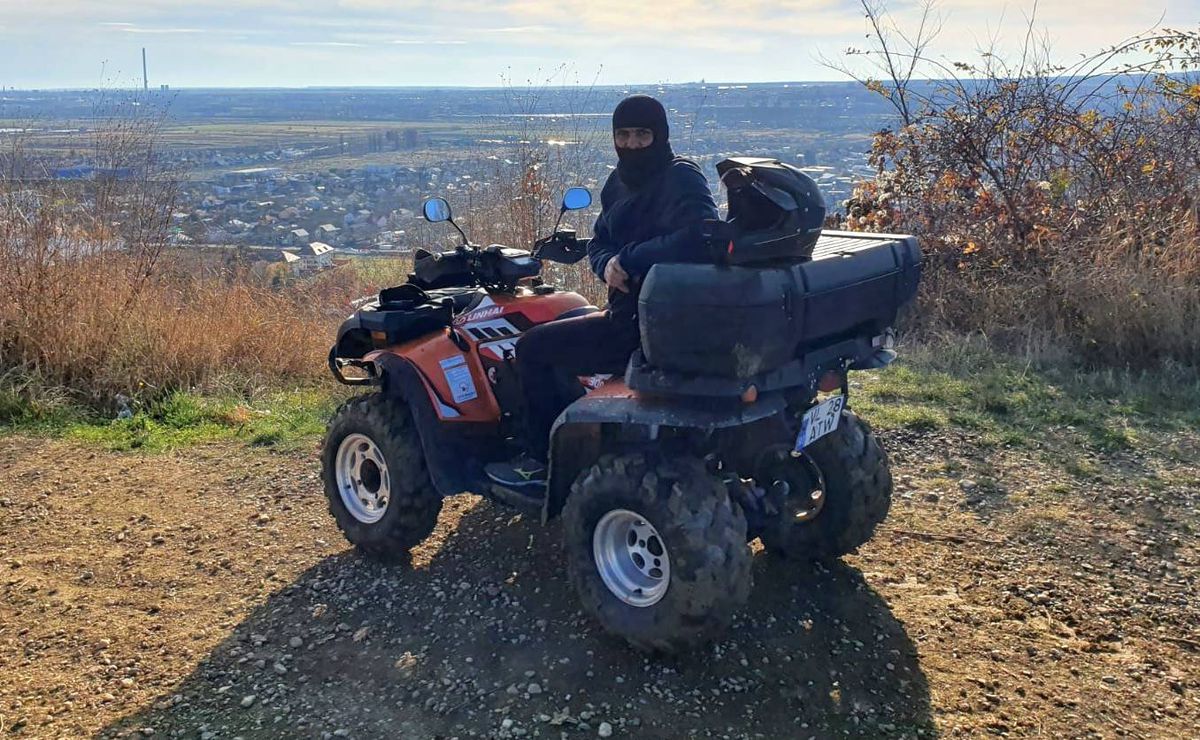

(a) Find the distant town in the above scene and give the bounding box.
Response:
[2,83,896,274]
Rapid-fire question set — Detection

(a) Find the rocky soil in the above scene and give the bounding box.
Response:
[1,425,1197,739]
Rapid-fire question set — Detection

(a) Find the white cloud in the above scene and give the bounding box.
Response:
[121,27,206,34]
[392,38,468,45]
[483,25,551,34]
[290,41,367,47]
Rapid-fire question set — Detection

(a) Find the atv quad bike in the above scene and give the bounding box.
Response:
[322,157,921,652]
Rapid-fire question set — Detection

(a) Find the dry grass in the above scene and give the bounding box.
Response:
[0,231,595,420]
[910,215,1200,366]
[0,183,413,417]
[2,253,331,409]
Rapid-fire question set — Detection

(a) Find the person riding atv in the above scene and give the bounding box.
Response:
[484,94,718,494]
[322,138,920,651]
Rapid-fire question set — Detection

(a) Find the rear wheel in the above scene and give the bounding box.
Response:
[321,393,442,558]
[760,409,891,560]
[563,453,751,653]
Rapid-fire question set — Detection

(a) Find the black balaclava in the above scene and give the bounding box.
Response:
[612,94,674,188]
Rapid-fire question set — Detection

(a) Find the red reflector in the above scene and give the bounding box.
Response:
[819,371,843,393]
[727,240,735,255]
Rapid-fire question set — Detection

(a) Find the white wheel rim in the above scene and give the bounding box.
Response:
[335,433,391,524]
[593,509,670,607]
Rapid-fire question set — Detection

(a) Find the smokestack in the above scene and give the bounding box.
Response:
[142,48,148,90]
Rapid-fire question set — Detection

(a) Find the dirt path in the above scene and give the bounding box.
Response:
[1,429,1197,739]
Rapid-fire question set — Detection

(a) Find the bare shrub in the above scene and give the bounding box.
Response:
[449,66,610,306]
[0,93,342,411]
[833,1,1200,365]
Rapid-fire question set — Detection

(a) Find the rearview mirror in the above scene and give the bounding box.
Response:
[422,197,451,223]
[561,187,591,211]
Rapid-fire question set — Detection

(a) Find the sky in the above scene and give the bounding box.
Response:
[0,0,1196,89]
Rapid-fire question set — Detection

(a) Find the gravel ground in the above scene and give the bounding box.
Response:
[1,424,1197,739]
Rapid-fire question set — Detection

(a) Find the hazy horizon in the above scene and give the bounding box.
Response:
[2,0,1193,90]
[0,80,862,93]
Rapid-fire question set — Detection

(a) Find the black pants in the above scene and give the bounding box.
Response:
[517,310,640,460]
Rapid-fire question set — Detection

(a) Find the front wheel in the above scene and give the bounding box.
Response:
[321,393,442,558]
[759,409,892,560]
[562,453,752,653]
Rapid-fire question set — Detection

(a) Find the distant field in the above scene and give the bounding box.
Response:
[1,116,611,179]
[0,116,600,161]
[2,119,492,153]
[181,147,483,180]
[158,119,490,148]
[3,115,863,162]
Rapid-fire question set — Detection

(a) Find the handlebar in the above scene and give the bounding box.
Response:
[411,227,590,292]
[533,228,590,265]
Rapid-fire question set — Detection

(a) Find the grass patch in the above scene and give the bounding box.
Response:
[3,387,347,453]
[854,337,1200,452]
[5,336,1198,456]
[0,386,76,428]
[1062,457,1102,479]
[1156,469,1200,487]
[858,401,949,431]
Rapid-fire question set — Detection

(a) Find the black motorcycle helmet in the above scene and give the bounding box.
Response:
[716,157,826,264]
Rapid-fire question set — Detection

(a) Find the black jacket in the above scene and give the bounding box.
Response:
[587,158,719,320]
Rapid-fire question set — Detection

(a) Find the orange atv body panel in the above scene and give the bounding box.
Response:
[371,331,500,422]
[369,290,594,423]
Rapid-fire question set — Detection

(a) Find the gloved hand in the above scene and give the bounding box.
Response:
[604,255,631,293]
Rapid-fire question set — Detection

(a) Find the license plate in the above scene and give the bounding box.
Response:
[795,396,846,451]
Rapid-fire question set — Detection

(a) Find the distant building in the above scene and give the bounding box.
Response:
[298,241,333,271]
[284,228,309,246]
[222,167,282,186]
[277,250,302,276]
[315,223,341,244]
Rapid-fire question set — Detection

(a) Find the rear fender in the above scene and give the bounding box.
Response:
[541,383,787,522]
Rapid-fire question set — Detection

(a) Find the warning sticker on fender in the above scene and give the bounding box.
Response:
[439,355,478,404]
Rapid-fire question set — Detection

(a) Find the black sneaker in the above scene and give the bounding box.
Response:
[485,454,547,493]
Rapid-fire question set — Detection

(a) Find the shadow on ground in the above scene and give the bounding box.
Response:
[103,496,934,739]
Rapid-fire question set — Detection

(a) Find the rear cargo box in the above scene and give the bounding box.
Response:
[637,231,920,378]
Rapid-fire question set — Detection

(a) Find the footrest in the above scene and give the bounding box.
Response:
[486,484,545,513]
